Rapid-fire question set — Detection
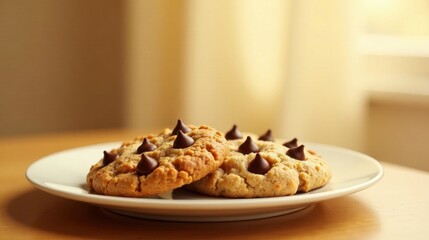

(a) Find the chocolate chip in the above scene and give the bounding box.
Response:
[102,151,117,166]
[225,124,243,140]
[136,138,157,154]
[248,153,271,175]
[137,154,158,176]
[238,136,259,154]
[173,130,195,149]
[283,138,298,148]
[172,119,191,135]
[286,145,306,160]
[258,129,274,141]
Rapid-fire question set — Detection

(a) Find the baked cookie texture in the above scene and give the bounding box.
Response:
[294,149,332,192]
[87,122,332,199]
[87,124,229,197]
[187,131,332,198]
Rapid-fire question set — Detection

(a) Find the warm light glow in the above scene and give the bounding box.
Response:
[363,0,429,36]
[235,1,288,102]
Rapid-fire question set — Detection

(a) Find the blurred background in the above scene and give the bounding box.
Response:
[1,0,428,171]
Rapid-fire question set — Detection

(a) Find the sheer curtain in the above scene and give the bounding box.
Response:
[125,0,187,130]
[183,0,290,133]
[281,0,364,150]
[125,0,364,150]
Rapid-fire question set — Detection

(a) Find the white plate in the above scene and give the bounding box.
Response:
[26,142,383,222]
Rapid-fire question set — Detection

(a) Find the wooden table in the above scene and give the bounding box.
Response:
[1,129,428,239]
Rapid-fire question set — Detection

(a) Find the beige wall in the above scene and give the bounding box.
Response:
[367,94,429,171]
[0,0,365,142]
[363,54,429,171]
[0,0,125,135]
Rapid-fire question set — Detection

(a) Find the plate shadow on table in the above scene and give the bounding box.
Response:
[6,189,380,239]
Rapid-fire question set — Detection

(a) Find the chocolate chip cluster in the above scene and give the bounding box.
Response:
[101,120,197,177]
[225,125,308,175]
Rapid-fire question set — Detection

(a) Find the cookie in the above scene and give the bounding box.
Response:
[87,120,229,197]
[187,126,332,198]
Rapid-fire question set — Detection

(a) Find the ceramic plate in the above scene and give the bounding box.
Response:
[26,142,383,222]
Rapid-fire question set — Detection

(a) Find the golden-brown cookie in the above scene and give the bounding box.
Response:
[87,121,229,197]
[188,126,331,198]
